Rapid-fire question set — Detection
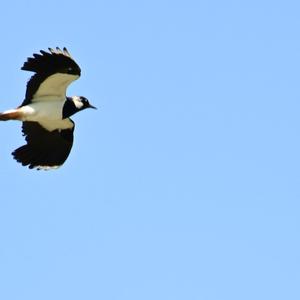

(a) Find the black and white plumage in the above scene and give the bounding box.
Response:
[0,47,96,170]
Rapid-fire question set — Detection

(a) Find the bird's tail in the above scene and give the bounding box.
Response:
[0,109,22,121]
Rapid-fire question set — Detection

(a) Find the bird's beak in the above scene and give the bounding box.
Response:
[88,104,97,109]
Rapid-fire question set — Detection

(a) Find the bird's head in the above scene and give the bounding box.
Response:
[72,96,97,111]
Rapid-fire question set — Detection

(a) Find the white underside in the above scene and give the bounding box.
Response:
[8,72,79,132]
[2,73,79,132]
[32,73,79,100]
[18,100,73,131]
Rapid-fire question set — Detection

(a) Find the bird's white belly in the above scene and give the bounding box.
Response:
[19,101,73,131]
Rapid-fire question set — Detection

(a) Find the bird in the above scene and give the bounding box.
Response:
[0,47,96,170]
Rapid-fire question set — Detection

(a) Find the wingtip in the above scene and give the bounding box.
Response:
[63,47,71,57]
[40,50,49,56]
[47,47,72,57]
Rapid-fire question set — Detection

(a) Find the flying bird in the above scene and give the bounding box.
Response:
[0,47,96,170]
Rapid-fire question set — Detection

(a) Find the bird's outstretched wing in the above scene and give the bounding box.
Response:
[20,47,81,106]
[12,121,75,170]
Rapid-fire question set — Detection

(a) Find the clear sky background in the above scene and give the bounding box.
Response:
[0,0,299,299]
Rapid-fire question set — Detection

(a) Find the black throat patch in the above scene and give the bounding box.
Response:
[62,98,79,119]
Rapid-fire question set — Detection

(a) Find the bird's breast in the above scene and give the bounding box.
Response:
[20,101,64,120]
[19,101,73,131]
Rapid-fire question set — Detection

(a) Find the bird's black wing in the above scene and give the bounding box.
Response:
[20,47,81,106]
[12,121,75,170]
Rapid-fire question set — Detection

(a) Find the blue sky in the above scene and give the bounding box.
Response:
[0,0,299,299]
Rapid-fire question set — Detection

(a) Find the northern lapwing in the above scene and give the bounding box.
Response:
[0,47,96,170]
